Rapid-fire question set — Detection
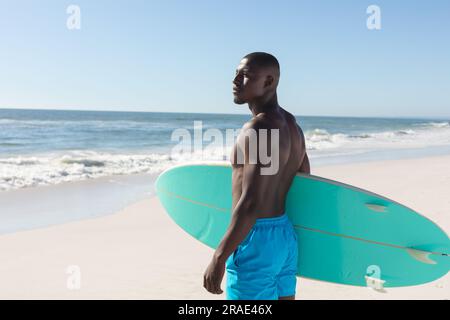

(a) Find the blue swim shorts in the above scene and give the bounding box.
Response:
[225,213,298,300]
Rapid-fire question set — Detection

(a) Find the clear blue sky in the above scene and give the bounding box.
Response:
[1,0,449,118]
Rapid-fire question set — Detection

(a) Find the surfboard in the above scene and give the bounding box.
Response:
[155,162,450,287]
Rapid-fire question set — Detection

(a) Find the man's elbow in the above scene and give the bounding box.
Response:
[299,153,311,174]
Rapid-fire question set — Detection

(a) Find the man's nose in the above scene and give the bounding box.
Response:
[233,75,241,85]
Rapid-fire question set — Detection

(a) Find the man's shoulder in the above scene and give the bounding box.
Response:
[242,116,272,131]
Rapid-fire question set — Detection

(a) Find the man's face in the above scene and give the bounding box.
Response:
[232,58,267,105]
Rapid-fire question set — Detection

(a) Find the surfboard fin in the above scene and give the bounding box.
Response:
[406,248,437,265]
[365,203,387,213]
[365,276,386,292]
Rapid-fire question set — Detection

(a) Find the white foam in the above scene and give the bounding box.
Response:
[0,146,236,191]
[2,122,450,192]
[426,122,450,128]
[304,124,450,152]
[414,121,450,128]
[0,151,173,191]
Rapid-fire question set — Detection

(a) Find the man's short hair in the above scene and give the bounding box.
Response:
[243,52,280,74]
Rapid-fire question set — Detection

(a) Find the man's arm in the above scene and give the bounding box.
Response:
[214,160,270,263]
[299,152,310,174]
[297,124,310,174]
[203,120,274,294]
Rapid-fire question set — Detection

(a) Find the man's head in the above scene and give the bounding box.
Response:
[232,52,280,105]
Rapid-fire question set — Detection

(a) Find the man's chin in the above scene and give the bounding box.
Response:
[233,97,246,105]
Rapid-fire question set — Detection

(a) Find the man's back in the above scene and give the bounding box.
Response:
[230,107,308,218]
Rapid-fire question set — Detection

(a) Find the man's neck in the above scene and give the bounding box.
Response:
[248,92,280,117]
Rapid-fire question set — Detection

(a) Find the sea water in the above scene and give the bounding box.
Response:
[1,108,449,233]
[1,108,450,191]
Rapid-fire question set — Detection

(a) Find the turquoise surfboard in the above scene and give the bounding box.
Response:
[155,162,450,287]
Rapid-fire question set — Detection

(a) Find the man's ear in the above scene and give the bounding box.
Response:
[264,75,274,88]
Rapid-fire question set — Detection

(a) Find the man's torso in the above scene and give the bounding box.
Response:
[230,108,307,218]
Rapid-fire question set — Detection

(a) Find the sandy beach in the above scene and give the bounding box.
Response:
[0,155,449,299]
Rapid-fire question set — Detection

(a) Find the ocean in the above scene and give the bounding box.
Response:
[1,108,450,192]
[1,108,450,234]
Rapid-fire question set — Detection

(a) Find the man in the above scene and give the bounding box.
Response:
[203,52,310,300]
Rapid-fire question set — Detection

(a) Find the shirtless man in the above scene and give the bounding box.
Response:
[203,52,310,300]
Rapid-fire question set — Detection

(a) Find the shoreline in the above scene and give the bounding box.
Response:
[0,172,157,235]
[0,155,448,299]
[2,147,450,236]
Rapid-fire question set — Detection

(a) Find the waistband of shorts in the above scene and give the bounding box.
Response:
[254,212,289,226]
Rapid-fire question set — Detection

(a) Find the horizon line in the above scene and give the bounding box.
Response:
[0,107,449,121]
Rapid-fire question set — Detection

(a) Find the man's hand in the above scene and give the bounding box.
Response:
[203,256,225,294]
